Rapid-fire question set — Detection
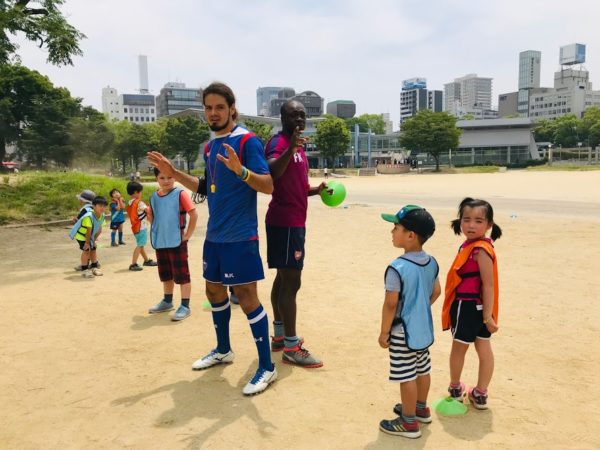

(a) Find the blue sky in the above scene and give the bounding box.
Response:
[12,0,600,129]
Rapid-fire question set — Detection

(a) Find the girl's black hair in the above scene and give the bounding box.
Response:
[450,197,503,241]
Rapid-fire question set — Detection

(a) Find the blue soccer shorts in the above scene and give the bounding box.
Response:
[202,240,265,286]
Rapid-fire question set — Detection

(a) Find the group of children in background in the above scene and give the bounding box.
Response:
[70,180,502,437]
[378,198,502,439]
[70,167,197,322]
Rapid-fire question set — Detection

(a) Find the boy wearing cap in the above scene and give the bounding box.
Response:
[378,205,441,439]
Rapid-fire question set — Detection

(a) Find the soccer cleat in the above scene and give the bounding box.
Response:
[242,366,278,395]
[111,242,118,247]
[282,345,323,368]
[448,382,466,400]
[143,259,158,266]
[393,404,432,424]
[171,305,191,321]
[91,268,103,276]
[129,263,143,271]
[148,300,174,314]
[379,417,421,439]
[81,269,94,278]
[468,387,488,410]
[271,336,304,352]
[192,349,234,370]
[119,241,126,245]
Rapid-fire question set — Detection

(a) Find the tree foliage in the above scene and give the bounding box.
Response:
[534,109,600,149]
[345,113,386,134]
[242,118,273,144]
[0,0,86,66]
[162,116,210,173]
[314,115,351,166]
[399,110,461,171]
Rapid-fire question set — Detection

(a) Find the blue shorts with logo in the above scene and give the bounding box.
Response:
[203,240,264,285]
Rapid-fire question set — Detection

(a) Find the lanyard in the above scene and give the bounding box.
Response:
[207,136,229,193]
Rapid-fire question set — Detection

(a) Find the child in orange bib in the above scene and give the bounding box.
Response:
[442,198,502,410]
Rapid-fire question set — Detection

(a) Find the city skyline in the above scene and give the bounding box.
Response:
[11,0,600,129]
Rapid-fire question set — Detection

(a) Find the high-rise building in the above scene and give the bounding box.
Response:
[155,82,203,118]
[327,100,356,119]
[102,86,121,121]
[400,78,442,126]
[444,74,494,118]
[256,86,293,116]
[268,89,323,117]
[518,50,542,116]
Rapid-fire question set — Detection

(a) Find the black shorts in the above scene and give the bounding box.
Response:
[266,225,305,270]
[450,300,491,343]
[77,240,96,251]
[110,221,125,230]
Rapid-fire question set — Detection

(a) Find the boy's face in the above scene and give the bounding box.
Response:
[156,173,175,191]
[391,223,413,248]
[112,190,121,199]
[93,204,106,215]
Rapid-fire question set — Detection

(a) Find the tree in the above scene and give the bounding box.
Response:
[345,113,386,134]
[552,114,580,148]
[66,107,114,167]
[163,116,210,173]
[0,0,86,66]
[242,118,273,144]
[400,110,461,171]
[314,115,351,167]
[533,119,557,143]
[580,106,600,148]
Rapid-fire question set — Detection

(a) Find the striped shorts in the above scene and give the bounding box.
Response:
[389,331,431,382]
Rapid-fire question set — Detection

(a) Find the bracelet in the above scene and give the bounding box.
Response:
[239,166,248,180]
[242,167,251,182]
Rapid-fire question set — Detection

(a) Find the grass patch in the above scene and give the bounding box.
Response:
[446,166,501,174]
[0,172,155,225]
[526,164,600,172]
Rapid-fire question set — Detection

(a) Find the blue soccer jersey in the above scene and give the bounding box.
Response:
[204,125,269,243]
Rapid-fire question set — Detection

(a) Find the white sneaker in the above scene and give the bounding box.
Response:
[82,269,94,278]
[191,349,234,370]
[242,366,278,396]
[91,268,103,276]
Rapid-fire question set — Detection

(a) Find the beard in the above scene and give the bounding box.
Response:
[208,117,230,132]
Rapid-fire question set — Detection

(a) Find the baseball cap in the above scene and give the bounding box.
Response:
[76,189,96,203]
[381,204,436,239]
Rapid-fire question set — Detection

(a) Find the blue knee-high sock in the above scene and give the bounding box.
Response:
[211,298,231,354]
[118,231,123,243]
[247,304,273,371]
[110,231,116,244]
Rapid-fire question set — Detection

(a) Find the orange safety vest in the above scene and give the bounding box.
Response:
[126,198,142,234]
[442,239,499,331]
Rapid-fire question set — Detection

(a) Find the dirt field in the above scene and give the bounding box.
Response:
[1,170,599,449]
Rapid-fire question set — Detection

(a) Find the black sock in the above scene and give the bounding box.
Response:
[164,294,173,304]
[81,264,89,271]
[90,262,98,269]
[181,298,190,308]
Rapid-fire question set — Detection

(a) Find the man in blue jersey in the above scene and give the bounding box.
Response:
[147,82,276,396]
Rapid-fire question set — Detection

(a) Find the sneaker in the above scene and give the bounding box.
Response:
[468,387,488,410]
[379,416,421,439]
[192,349,235,370]
[111,242,118,247]
[242,366,278,395]
[91,268,103,276]
[119,241,126,245]
[148,300,174,314]
[172,305,191,321]
[129,263,143,271]
[271,336,304,352]
[82,269,94,278]
[393,404,432,424]
[143,259,158,267]
[282,345,323,368]
[75,265,87,272]
[448,382,466,400]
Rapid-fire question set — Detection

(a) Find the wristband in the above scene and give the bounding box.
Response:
[239,166,248,180]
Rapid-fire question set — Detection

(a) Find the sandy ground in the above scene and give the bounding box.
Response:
[1,170,599,450]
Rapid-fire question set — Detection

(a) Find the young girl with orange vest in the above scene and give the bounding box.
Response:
[441,198,502,410]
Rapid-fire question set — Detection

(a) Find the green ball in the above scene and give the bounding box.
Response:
[320,180,346,207]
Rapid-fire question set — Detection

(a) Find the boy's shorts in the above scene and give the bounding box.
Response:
[266,225,306,270]
[110,221,125,230]
[389,331,431,383]
[156,241,190,284]
[450,300,491,343]
[134,229,147,247]
[77,239,97,251]
[203,240,264,285]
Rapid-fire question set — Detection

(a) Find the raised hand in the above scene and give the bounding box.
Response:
[217,144,243,176]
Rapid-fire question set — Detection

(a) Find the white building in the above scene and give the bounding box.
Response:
[518,50,542,116]
[444,74,494,119]
[101,86,122,121]
[101,87,156,123]
[529,68,600,120]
